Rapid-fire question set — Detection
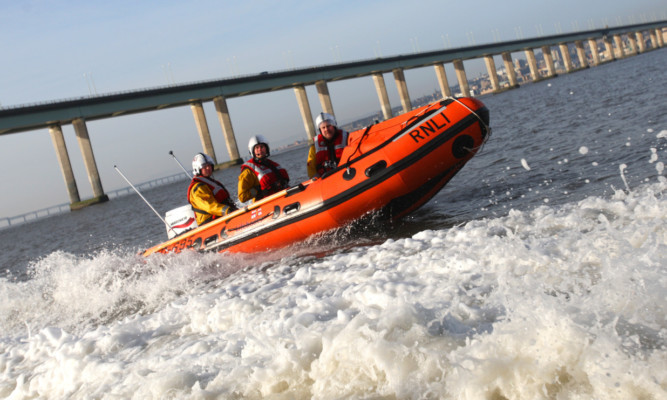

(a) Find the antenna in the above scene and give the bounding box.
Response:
[169,150,192,179]
[114,165,176,235]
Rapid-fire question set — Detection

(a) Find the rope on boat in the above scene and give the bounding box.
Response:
[449,96,492,137]
[448,96,493,155]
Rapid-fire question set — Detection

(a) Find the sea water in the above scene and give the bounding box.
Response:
[0,49,665,399]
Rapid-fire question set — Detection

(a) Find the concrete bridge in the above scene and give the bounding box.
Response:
[0,21,665,210]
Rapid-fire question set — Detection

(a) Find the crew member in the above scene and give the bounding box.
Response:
[188,153,237,225]
[238,135,290,203]
[307,112,349,178]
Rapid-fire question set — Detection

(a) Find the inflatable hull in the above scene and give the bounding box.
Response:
[142,97,490,256]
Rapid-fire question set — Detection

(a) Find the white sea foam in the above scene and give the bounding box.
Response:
[1,181,665,399]
[520,158,531,171]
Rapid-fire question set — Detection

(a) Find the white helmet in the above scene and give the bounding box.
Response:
[248,135,270,158]
[192,153,214,175]
[315,112,337,129]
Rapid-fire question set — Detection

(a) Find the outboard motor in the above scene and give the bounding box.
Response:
[164,205,198,239]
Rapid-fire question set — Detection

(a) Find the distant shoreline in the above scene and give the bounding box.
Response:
[273,140,309,154]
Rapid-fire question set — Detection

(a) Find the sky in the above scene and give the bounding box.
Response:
[1,0,666,219]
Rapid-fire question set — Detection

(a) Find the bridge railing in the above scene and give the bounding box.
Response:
[0,203,72,229]
[106,172,188,199]
[0,172,188,230]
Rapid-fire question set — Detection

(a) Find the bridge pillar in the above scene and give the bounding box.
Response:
[613,35,626,59]
[587,39,600,66]
[372,73,392,120]
[453,59,470,97]
[626,33,638,55]
[558,44,573,72]
[213,96,242,164]
[483,56,500,92]
[72,118,108,204]
[524,49,540,81]
[602,36,615,62]
[648,30,658,49]
[655,28,664,47]
[392,68,411,114]
[541,46,557,77]
[501,52,518,87]
[49,124,80,204]
[315,80,335,116]
[575,41,588,68]
[190,101,217,163]
[433,64,452,98]
[636,31,646,53]
[293,85,316,142]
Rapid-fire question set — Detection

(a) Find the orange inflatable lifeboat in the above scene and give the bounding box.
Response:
[142,96,491,256]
